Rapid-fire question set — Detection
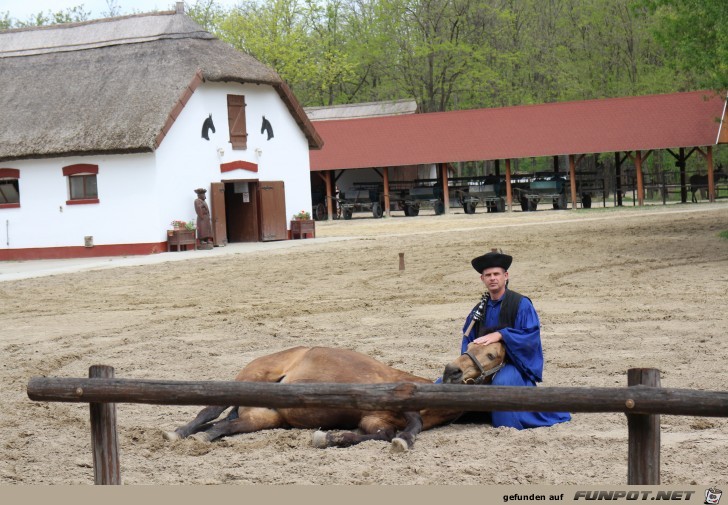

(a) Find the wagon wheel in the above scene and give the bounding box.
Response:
[408,205,420,217]
[553,194,567,210]
[463,202,476,214]
[581,193,592,209]
[313,203,327,221]
[434,201,445,215]
[372,202,383,218]
[520,196,529,211]
[343,208,353,220]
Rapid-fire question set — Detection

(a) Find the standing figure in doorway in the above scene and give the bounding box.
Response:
[194,188,214,249]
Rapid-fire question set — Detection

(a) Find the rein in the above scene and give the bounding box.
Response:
[462,351,504,385]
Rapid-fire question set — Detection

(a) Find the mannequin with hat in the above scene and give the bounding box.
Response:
[194,188,214,248]
[453,250,571,429]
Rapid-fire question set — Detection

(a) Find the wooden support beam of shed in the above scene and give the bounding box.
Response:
[708,146,715,202]
[325,170,334,221]
[383,167,391,216]
[440,163,450,213]
[635,151,645,206]
[569,154,577,209]
[505,159,513,212]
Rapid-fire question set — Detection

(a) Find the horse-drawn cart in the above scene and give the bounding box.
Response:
[515,176,568,211]
[401,186,445,216]
[338,189,383,220]
[454,179,506,214]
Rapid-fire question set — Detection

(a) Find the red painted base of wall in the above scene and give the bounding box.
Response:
[0,242,168,261]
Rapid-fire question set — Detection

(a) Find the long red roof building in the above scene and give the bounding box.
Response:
[310,90,727,171]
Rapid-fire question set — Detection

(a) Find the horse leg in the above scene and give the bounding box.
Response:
[312,413,399,449]
[188,406,285,443]
[163,405,230,441]
[391,411,423,452]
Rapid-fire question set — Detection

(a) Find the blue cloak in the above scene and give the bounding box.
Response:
[453,293,571,429]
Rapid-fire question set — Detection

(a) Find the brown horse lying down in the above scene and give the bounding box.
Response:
[163,342,505,451]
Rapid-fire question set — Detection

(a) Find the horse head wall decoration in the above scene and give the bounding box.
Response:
[261,116,274,140]
[201,114,215,140]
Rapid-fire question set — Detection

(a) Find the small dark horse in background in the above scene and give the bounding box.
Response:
[690,164,726,202]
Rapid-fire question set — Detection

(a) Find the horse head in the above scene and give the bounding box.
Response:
[441,342,506,385]
[201,114,215,140]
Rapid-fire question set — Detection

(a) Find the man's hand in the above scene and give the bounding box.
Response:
[473,331,503,346]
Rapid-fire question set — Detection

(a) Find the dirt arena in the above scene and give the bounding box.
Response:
[1,203,727,485]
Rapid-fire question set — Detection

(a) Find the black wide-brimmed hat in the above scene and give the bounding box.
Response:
[471,251,513,273]
[194,188,207,194]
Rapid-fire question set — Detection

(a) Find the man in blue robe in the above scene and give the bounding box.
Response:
[445,250,571,429]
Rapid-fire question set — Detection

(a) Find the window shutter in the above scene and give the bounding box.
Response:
[227,95,248,150]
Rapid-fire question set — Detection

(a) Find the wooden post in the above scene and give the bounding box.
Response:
[679,148,687,203]
[89,365,121,485]
[440,162,449,214]
[383,167,391,217]
[399,252,405,271]
[635,151,644,206]
[627,368,661,485]
[569,154,577,209]
[707,146,715,202]
[325,171,334,221]
[505,159,513,212]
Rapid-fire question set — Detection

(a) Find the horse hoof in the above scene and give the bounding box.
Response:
[312,430,328,448]
[391,437,409,453]
[190,432,211,443]
[163,431,181,441]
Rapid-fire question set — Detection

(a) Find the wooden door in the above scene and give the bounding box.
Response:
[257,181,287,241]
[210,182,228,246]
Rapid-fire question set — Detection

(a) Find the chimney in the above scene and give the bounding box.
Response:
[176,2,185,14]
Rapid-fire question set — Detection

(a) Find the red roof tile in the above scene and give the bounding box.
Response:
[309,90,726,171]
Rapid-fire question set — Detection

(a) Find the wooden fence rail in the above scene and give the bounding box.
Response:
[26,367,728,485]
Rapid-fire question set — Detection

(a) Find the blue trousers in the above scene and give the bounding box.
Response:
[435,363,571,429]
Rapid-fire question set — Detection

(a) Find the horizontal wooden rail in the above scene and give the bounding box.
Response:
[27,378,728,417]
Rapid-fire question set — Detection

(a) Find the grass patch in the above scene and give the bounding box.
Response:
[719,230,728,240]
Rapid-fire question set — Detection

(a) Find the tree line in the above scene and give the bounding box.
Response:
[2,0,726,111]
[184,0,728,111]
[3,0,726,176]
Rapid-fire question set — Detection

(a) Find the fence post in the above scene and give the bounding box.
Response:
[627,368,661,485]
[89,365,121,485]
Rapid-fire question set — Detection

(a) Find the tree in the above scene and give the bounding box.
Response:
[643,0,728,91]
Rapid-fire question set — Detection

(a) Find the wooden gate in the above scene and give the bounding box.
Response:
[257,181,287,241]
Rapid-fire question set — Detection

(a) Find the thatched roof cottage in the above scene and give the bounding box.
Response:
[0,3,322,260]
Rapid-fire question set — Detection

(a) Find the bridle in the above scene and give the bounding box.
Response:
[462,350,504,385]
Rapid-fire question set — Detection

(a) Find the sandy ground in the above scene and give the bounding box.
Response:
[1,203,727,485]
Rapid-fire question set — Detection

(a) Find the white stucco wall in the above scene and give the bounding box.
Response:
[1,153,158,250]
[1,81,313,252]
[155,81,313,230]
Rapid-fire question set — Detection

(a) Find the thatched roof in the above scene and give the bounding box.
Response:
[0,9,322,162]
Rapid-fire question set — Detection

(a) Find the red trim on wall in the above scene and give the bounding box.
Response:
[220,160,258,173]
[62,164,99,176]
[66,198,100,205]
[0,203,20,209]
[0,242,168,261]
[0,168,20,179]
